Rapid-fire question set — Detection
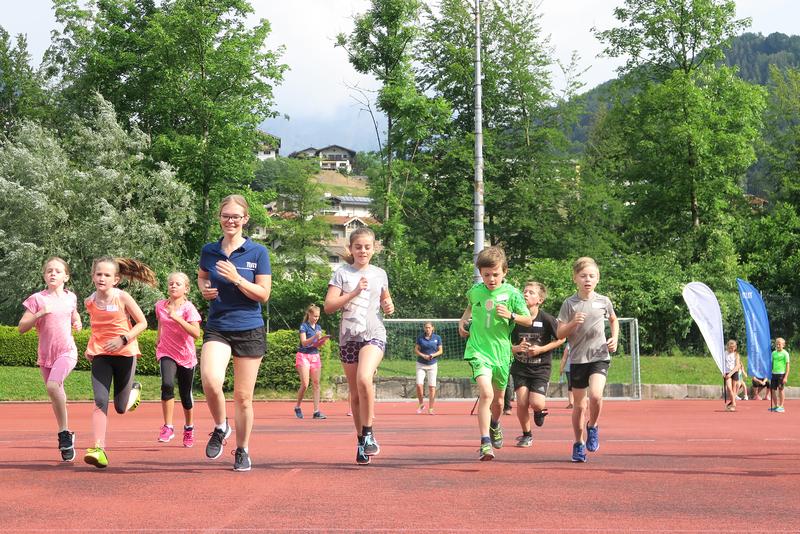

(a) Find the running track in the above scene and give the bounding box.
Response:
[1,399,798,533]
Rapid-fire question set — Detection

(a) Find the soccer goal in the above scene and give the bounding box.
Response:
[383,317,641,400]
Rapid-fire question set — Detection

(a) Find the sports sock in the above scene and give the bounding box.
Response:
[362,425,373,435]
[481,436,491,445]
[490,419,499,429]
[215,422,227,431]
[523,431,532,437]
[184,425,193,430]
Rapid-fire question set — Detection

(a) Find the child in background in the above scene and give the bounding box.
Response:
[83,257,156,468]
[294,304,328,420]
[510,282,565,447]
[324,227,394,465]
[559,343,574,409]
[18,257,83,462]
[735,365,749,401]
[458,246,531,461]
[155,272,202,446]
[751,375,769,401]
[557,257,618,463]
[769,337,790,413]
[723,340,742,412]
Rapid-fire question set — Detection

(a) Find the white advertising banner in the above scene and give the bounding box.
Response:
[682,282,726,373]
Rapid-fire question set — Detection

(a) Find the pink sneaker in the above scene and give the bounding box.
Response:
[158,425,175,443]
[416,404,425,414]
[183,427,194,448]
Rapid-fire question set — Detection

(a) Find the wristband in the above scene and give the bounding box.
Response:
[120,335,129,346]
[510,312,516,321]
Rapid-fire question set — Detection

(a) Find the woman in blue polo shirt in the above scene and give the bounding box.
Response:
[198,194,271,472]
[414,322,443,415]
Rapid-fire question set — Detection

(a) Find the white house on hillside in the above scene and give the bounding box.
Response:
[256,132,280,160]
[288,144,357,174]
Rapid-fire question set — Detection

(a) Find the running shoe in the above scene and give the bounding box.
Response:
[416,404,425,414]
[775,406,785,413]
[571,442,587,463]
[516,434,533,448]
[490,424,503,449]
[428,408,435,415]
[126,382,142,412]
[205,421,231,460]
[356,444,370,465]
[84,447,109,468]
[363,433,380,456]
[294,406,303,419]
[725,403,736,412]
[183,427,194,448]
[533,409,549,427]
[479,442,494,461]
[233,448,251,472]
[158,425,174,443]
[312,411,327,419]
[768,406,776,412]
[58,430,76,462]
[586,425,600,452]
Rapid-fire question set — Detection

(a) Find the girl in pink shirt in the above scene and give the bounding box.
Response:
[18,257,83,462]
[155,272,202,447]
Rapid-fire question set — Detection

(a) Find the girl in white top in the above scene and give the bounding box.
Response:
[723,339,742,412]
[324,227,394,465]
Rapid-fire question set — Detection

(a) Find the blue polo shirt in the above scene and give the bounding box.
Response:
[199,237,271,331]
[416,333,442,365]
[297,322,322,354]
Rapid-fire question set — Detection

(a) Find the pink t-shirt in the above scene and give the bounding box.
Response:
[22,290,79,367]
[155,299,201,368]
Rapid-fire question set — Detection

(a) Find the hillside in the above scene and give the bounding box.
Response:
[313,170,369,196]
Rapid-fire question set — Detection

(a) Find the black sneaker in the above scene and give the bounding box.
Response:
[58,430,75,462]
[233,448,251,472]
[356,444,370,465]
[205,421,231,460]
[312,411,327,419]
[363,433,380,456]
[533,409,549,427]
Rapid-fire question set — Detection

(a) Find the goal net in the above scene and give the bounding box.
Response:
[383,317,641,400]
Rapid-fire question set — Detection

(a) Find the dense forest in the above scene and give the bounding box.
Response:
[2,0,800,354]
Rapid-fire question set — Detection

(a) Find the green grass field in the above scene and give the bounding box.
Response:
[2,355,793,401]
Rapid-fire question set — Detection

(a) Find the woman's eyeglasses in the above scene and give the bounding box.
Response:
[219,214,245,222]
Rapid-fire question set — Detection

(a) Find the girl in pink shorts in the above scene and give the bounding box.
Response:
[18,257,83,462]
[294,304,329,420]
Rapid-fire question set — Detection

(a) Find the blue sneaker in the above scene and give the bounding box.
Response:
[775,406,785,413]
[571,442,587,463]
[586,425,600,452]
[363,433,380,456]
[356,444,370,465]
[294,406,303,419]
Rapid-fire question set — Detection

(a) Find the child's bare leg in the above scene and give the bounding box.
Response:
[587,373,606,427]
[356,345,383,427]
[476,375,494,437]
[491,385,504,422]
[516,386,531,433]
[343,363,361,432]
[571,387,588,442]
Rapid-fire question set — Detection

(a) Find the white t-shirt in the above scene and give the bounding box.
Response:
[329,264,389,345]
[557,292,615,364]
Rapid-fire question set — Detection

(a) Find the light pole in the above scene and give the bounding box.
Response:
[471,0,485,283]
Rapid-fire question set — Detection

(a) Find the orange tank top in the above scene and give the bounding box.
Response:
[85,288,141,358]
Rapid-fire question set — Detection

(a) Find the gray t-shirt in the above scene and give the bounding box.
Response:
[329,264,389,345]
[557,293,615,364]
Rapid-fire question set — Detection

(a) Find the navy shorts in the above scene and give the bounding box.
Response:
[203,327,266,358]
[770,374,786,390]
[570,360,610,389]
[339,339,386,364]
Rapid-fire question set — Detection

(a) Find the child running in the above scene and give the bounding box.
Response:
[155,272,202,446]
[294,304,329,420]
[458,246,531,461]
[83,257,156,468]
[769,337,790,413]
[18,257,83,462]
[510,282,565,447]
[556,257,618,463]
[324,227,394,465]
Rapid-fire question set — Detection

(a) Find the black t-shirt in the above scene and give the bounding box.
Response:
[510,309,559,378]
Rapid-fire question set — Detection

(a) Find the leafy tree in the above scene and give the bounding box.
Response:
[0,29,49,137]
[0,95,195,324]
[761,66,800,205]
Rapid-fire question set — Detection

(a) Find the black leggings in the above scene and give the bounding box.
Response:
[160,357,195,410]
[91,356,136,415]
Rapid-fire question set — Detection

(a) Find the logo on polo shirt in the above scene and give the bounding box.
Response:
[246,261,257,270]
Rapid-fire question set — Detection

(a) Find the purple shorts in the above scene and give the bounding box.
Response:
[339,339,386,364]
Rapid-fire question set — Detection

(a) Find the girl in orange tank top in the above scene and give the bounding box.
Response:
[83,257,156,469]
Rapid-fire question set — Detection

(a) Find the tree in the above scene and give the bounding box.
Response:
[0,28,49,137]
[761,66,800,206]
[0,95,195,324]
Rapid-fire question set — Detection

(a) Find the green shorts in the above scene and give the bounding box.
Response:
[465,353,510,391]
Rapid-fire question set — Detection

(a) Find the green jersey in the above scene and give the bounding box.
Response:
[772,349,790,374]
[464,282,529,366]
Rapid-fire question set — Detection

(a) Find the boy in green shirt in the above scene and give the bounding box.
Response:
[458,247,532,461]
[770,337,790,412]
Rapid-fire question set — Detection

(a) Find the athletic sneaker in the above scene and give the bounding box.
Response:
[183,427,194,448]
[233,448,251,472]
[516,434,533,448]
[58,430,75,462]
[356,444,370,465]
[363,433,380,456]
[490,424,503,449]
[571,442,587,463]
[775,406,785,413]
[312,411,327,419]
[533,409,548,427]
[416,404,425,414]
[84,447,109,468]
[294,406,303,419]
[126,382,142,412]
[205,421,231,460]
[586,425,600,452]
[479,442,494,461]
[158,425,175,443]
[768,406,776,412]
[428,408,435,415]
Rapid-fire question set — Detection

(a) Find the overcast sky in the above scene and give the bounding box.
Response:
[3,0,798,154]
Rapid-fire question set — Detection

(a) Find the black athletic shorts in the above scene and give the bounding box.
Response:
[511,364,550,396]
[752,378,768,389]
[203,326,266,358]
[570,360,610,389]
[770,374,786,390]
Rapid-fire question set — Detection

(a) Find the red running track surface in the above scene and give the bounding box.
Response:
[0,399,798,532]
